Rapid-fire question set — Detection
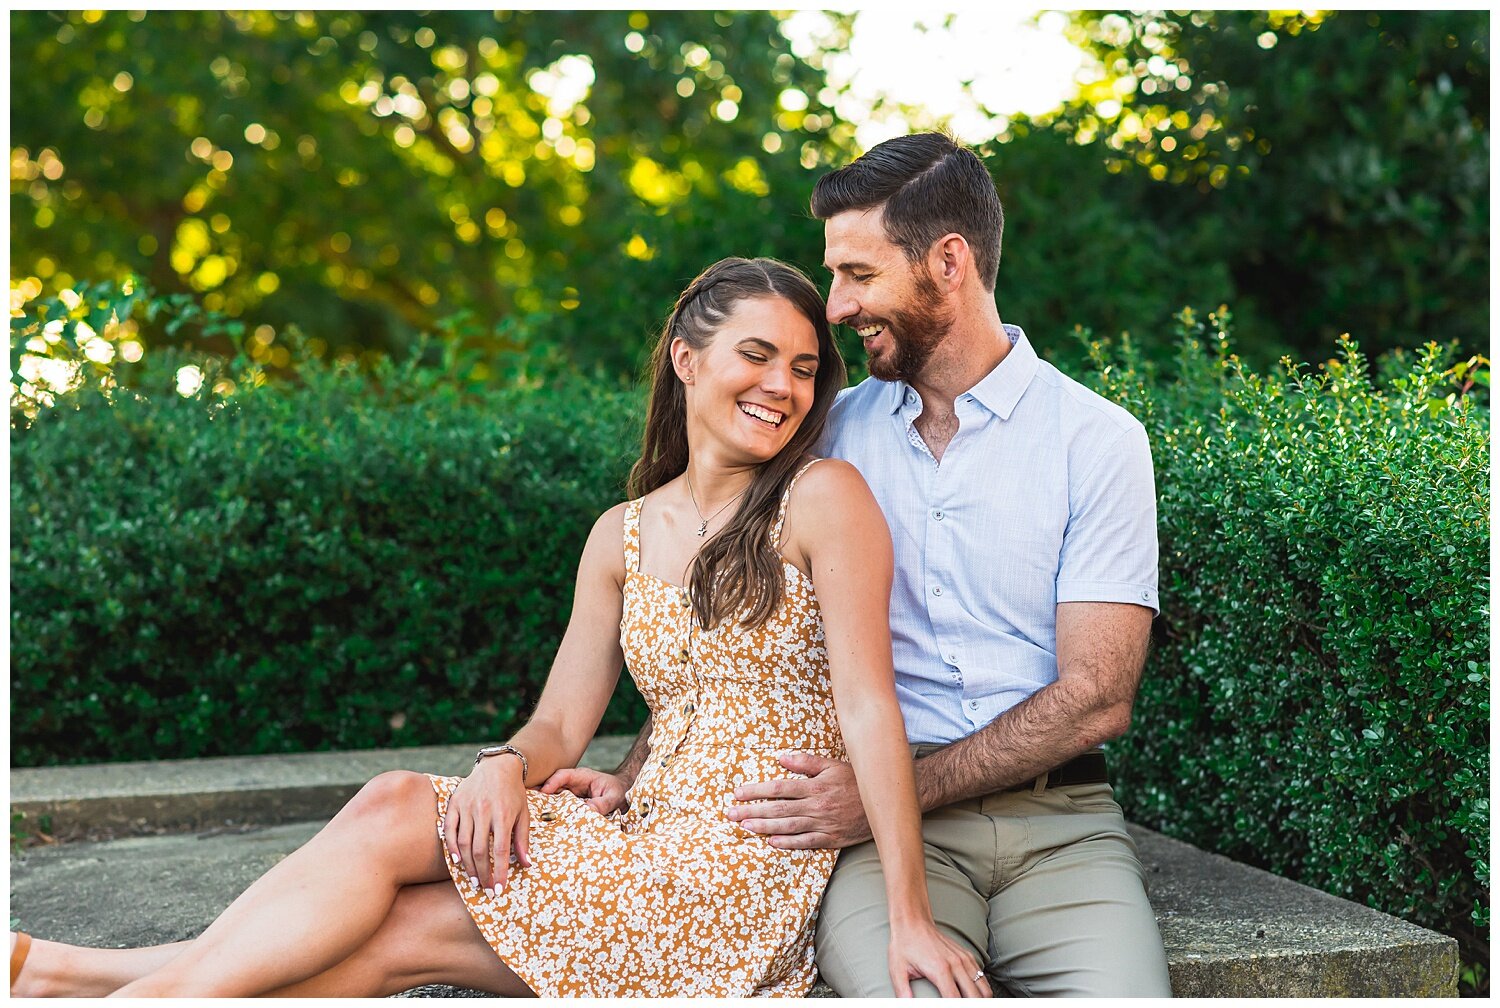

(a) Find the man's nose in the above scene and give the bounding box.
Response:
[825,277,857,325]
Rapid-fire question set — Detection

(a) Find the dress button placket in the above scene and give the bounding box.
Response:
[661,583,698,811]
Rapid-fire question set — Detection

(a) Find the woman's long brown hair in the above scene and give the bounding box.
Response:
[628,257,847,630]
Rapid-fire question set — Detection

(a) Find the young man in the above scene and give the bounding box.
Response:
[545,133,1172,997]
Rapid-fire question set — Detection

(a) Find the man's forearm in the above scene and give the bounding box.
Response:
[914,677,1130,812]
[613,716,653,785]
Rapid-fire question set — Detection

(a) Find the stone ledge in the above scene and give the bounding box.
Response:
[10,742,1458,997]
[11,738,633,842]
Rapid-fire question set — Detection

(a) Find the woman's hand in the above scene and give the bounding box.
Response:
[443,754,530,897]
[888,921,988,998]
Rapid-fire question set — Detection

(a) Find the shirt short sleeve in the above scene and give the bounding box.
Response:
[1055,421,1160,613]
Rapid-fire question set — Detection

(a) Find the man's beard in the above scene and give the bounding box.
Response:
[867,267,955,383]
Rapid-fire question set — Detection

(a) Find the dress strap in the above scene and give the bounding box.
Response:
[623,498,643,573]
[770,458,824,550]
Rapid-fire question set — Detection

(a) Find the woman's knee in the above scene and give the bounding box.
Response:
[340,770,436,829]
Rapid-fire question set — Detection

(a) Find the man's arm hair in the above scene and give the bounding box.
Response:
[613,715,653,785]
[913,601,1151,811]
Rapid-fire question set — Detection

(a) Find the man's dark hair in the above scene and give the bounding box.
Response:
[810,132,1004,291]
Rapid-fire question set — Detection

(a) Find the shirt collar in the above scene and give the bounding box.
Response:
[967,324,1039,420]
[883,323,1040,420]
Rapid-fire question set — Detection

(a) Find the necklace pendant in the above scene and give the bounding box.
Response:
[696,522,708,537]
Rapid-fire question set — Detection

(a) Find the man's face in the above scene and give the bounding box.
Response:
[822,207,954,383]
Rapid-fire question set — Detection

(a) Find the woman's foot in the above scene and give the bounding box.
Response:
[8,932,190,997]
[11,931,32,992]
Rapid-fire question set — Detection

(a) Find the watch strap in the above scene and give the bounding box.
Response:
[474,743,528,783]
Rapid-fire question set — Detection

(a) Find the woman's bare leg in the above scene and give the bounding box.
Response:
[9,935,187,998]
[14,881,531,998]
[264,881,533,997]
[104,770,457,997]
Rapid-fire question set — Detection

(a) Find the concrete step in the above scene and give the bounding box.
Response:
[10,742,1458,997]
[10,739,634,842]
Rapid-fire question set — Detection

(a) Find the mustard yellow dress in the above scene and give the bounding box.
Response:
[428,462,843,996]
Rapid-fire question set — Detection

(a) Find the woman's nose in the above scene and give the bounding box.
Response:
[761,362,792,397]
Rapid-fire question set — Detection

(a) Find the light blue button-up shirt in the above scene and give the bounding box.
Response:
[816,324,1158,745]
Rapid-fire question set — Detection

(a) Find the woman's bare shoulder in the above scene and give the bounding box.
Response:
[782,458,886,564]
[789,457,873,507]
[580,501,631,582]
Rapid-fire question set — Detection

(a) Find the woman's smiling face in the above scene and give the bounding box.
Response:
[674,295,821,465]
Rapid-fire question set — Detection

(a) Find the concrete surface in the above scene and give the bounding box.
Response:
[1137,828,1457,997]
[9,741,1458,997]
[11,738,634,842]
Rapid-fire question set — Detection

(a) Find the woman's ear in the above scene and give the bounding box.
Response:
[670,336,696,384]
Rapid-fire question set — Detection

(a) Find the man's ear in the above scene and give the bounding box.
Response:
[670,336,695,384]
[930,233,970,293]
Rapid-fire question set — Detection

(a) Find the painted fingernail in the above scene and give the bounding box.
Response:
[484,887,496,898]
[469,875,480,887]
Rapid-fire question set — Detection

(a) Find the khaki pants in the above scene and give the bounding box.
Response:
[814,761,1172,997]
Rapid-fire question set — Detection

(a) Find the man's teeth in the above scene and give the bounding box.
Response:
[857,324,884,338]
[739,403,784,425]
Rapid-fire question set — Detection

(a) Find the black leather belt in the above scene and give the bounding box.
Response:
[1005,750,1109,792]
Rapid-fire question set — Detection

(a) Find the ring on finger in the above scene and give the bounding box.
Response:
[972,970,985,983]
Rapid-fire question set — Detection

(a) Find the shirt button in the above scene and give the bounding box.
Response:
[932,586,943,597]
[933,510,944,521]
[968,700,979,710]
[677,647,689,663]
[905,391,916,404]
[1142,591,1151,601]
[947,654,957,664]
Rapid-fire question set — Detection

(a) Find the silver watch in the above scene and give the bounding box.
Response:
[474,743,528,782]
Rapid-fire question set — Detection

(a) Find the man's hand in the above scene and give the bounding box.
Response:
[538,767,629,816]
[726,752,872,849]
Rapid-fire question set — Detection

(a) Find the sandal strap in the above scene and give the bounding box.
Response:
[10,931,32,989]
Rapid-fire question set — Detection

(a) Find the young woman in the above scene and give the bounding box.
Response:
[10,258,986,998]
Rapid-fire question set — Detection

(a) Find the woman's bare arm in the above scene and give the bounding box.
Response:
[786,461,983,996]
[445,503,628,893]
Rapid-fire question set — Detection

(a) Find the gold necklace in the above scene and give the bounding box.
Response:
[684,472,749,537]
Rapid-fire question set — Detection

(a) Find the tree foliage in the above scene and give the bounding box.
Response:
[11,11,1487,375]
[1033,10,1488,363]
[10,10,849,375]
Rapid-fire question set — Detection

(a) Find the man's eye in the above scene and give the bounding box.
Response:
[853,273,874,283]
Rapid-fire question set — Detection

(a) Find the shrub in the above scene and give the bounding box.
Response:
[11,344,648,764]
[1085,310,1489,969]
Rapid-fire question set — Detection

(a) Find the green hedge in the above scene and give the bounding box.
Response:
[12,288,1487,975]
[12,347,646,764]
[1086,311,1489,970]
